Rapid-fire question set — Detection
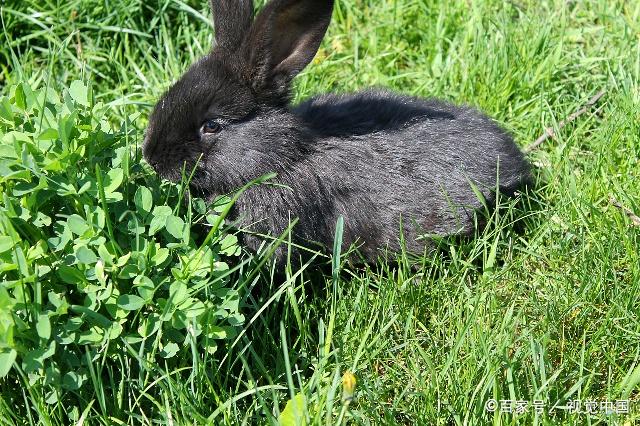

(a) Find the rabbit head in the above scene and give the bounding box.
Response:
[143,0,334,195]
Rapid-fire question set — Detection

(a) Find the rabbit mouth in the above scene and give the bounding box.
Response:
[154,157,216,197]
[144,151,198,184]
[142,135,205,181]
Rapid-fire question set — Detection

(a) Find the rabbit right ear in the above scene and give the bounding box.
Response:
[210,0,254,50]
[242,0,334,95]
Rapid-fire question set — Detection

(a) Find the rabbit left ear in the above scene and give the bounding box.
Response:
[244,0,334,89]
[210,0,254,50]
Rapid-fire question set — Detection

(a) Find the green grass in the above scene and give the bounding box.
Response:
[1,0,640,424]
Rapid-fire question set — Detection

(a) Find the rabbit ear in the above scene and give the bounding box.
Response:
[210,0,254,50]
[245,0,334,89]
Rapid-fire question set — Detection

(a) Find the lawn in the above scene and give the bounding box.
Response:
[1,0,639,424]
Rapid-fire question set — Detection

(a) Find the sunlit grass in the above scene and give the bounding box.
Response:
[1,0,639,424]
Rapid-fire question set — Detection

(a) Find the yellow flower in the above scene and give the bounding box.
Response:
[342,371,356,403]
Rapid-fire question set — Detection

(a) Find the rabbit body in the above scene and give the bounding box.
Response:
[143,0,530,265]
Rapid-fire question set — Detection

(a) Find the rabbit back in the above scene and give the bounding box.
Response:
[229,89,529,262]
[296,88,529,217]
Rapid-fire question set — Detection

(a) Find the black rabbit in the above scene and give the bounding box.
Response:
[143,0,530,265]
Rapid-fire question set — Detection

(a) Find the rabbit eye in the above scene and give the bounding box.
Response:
[200,119,223,135]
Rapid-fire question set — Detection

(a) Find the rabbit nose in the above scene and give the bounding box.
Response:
[142,131,151,150]
[141,132,157,163]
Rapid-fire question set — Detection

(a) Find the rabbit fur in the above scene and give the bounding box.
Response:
[143,0,531,266]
